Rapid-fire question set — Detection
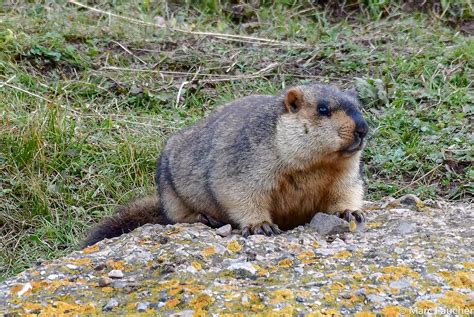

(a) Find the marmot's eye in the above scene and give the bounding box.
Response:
[317,104,330,116]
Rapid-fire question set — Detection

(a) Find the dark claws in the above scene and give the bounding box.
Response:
[241,222,283,238]
[340,209,366,224]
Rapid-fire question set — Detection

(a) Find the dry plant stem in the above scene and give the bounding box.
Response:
[67,0,310,48]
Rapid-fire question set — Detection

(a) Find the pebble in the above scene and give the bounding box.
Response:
[103,298,119,311]
[136,302,150,312]
[98,277,113,287]
[390,279,411,289]
[216,224,232,237]
[108,270,124,279]
[309,213,350,236]
[65,264,78,270]
[398,194,422,209]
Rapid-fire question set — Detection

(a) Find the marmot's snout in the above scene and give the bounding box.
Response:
[342,112,368,155]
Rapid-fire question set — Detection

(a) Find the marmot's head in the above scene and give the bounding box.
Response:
[276,84,368,164]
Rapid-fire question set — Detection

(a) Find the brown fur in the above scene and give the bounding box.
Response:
[83,83,368,246]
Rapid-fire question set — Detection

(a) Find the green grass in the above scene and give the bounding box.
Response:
[0,1,472,281]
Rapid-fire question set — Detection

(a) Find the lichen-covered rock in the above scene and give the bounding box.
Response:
[1,200,473,316]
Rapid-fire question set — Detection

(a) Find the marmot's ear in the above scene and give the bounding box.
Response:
[284,87,304,113]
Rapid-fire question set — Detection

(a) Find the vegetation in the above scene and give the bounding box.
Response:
[0,0,472,281]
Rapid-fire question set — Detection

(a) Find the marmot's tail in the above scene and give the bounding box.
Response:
[82,195,170,247]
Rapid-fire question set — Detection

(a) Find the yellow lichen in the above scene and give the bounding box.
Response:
[192,261,202,271]
[101,287,114,293]
[415,300,437,310]
[380,305,406,317]
[227,240,242,253]
[106,260,125,271]
[68,258,92,266]
[379,266,420,281]
[297,251,315,261]
[438,271,473,288]
[202,246,216,257]
[313,241,321,248]
[165,298,180,308]
[22,302,43,312]
[270,289,294,304]
[330,282,345,291]
[335,250,352,259]
[189,294,214,310]
[439,290,470,309]
[252,264,269,276]
[463,262,474,270]
[82,244,99,254]
[349,220,357,232]
[278,258,293,268]
[355,312,376,317]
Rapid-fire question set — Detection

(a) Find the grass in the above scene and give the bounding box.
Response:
[0,1,472,281]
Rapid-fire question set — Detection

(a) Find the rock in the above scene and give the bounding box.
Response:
[136,302,150,312]
[397,221,416,234]
[398,194,422,209]
[98,277,113,287]
[309,213,350,236]
[216,224,232,237]
[103,298,119,311]
[1,200,472,316]
[108,270,124,279]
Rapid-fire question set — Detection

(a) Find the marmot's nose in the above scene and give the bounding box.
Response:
[355,119,368,139]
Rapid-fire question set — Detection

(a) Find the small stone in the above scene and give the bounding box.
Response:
[47,274,59,280]
[108,269,124,279]
[65,264,78,270]
[103,298,119,311]
[367,294,385,303]
[98,277,113,287]
[399,194,422,209]
[309,213,350,236]
[397,222,416,235]
[216,224,232,237]
[394,247,404,254]
[136,302,150,312]
[390,279,411,289]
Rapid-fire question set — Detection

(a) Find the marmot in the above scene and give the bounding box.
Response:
[83,83,368,247]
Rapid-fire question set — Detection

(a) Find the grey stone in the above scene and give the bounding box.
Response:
[216,224,232,237]
[98,277,112,287]
[108,269,124,279]
[309,213,350,236]
[367,294,385,303]
[103,298,119,311]
[399,194,422,208]
[136,302,150,312]
[390,279,411,289]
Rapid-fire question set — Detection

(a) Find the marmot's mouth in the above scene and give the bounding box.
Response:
[341,136,365,155]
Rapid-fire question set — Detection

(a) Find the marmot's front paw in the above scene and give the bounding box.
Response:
[340,209,366,223]
[241,222,283,238]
